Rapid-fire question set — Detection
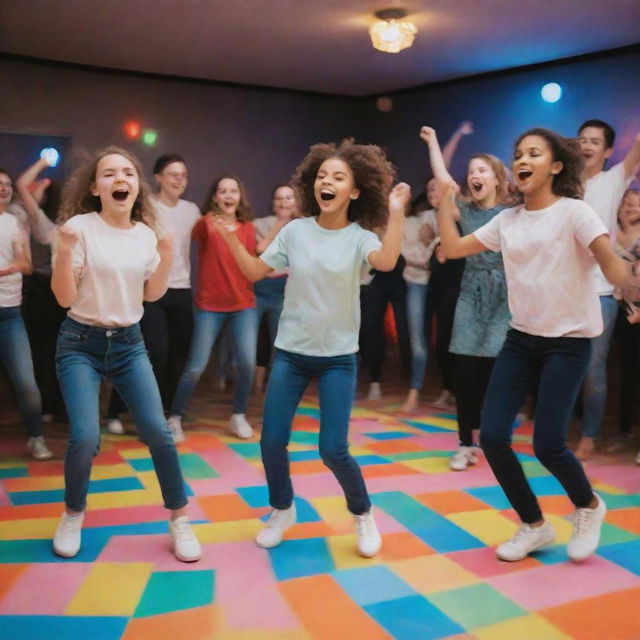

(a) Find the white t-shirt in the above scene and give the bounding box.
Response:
[260,216,381,356]
[254,214,288,278]
[0,212,24,307]
[62,212,160,327]
[474,198,607,338]
[153,198,200,289]
[401,209,438,284]
[584,163,633,295]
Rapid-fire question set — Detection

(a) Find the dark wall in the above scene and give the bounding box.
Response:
[0,58,359,216]
[355,49,640,192]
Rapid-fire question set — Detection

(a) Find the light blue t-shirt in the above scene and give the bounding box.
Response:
[260,216,381,356]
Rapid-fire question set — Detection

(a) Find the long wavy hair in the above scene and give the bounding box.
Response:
[201,174,254,222]
[58,146,157,229]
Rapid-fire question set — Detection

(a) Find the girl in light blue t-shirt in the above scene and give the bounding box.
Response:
[216,140,410,559]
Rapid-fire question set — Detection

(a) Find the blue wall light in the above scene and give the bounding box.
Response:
[40,147,60,167]
[541,82,562,103]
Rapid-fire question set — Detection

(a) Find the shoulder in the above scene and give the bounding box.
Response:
[182,200,201,217]
[65,212,98,230]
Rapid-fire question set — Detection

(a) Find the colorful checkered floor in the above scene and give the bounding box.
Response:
[1,394,639,639]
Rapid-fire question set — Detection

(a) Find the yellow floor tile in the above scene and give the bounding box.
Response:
[326,534,382,570]
[90,463,135,480]
[473,613,572,640]
[0,517,60,540]
[447,510,519,546]
[195,519,262,543]
[66,562,153,616]
[402,457,451,474]
[86,489,157,509]
[389,554,479,595]
[310,497,353,534]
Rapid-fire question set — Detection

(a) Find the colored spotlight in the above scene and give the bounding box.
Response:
[40,147,60,167]
[124,120,141,139]
[541,82,562,103]
[142,130,158,146]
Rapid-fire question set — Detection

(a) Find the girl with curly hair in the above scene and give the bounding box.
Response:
[214,139,410,557]
[438,128,639,563]
[421,125,512,472]
[51,147,201,562]
[167,174,258,442]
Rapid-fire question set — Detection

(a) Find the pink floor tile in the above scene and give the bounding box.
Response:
[447,546,543,578]
[0,563,93,615]
[488,556,640,610]
[585,464,640,492]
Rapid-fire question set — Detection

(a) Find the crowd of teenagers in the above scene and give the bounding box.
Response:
[1,116,639,565]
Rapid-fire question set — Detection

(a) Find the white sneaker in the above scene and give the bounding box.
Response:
[256,505,297,548]
[229,414,254,439]
[355,509,382,558]
[27,436,53,461]
[169,515,201,562]
[449,446,478,471]
[567,493,607,562]
[367,382,382,401]
[53,512,84,557]
[168,415,185,444]
[496,521,556,561]
[106,418,125,435]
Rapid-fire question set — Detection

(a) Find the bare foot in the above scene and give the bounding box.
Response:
[400,389,419,413]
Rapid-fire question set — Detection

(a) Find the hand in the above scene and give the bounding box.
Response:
[626,303,640,324]
[157,234,173,260]
[40,148,60,167]
[435,244,447,264]
[438,180,459,206]
[419,126,436,144]
[56,225,79,251]
[458,121,474,135]
[210,213,239,238]
[0,263,17,277]
[418,222,435,245]
[389,182,411,214]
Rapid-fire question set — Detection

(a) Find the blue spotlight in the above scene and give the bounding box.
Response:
[40,147,60,167]
[541,83,562,103]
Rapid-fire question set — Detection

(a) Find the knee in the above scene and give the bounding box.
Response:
[260,429,288,456]
[479,428,507,453]
[68,431,100,458]
[533,439,565,465]
[319,442,350,468]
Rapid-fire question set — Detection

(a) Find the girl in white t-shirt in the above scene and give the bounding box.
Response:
[50,147,201,562]
[438,128,638,564]
[216,140,410,558]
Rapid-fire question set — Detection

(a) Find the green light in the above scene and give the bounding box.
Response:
[142,130,158,146]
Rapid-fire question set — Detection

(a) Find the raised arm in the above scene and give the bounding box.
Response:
[214,217,272,281]
[51,226,80,307]
[419,127,453,184]
[369,183,411,271]
[442,121,474,169]
[623,131,640,180]
[15,157,57,244]
[437,181,488,259]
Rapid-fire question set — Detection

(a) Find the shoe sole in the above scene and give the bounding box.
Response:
[170,543,201,562]
[53,545,80,558]
[32,454,54,461]
[496,536,556,562]
[357,546,381,558]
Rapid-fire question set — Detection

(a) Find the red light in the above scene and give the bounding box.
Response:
[124,120,141,139]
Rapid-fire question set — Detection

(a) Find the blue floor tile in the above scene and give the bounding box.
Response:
[465,486,511,510]
[236,485,270,507]
[333,566,416,606]
[400,420,451,433]
[268,537,335,581]
[0,615,128,640]
[364,432,413,440]
[599,539,640,575]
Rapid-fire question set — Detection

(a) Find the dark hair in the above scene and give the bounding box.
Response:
[201,174,254,222]
[292,139,395,230]
[0,168,15,203]
[153,153,186,175]
[578,119,615,149]
[515,128,584,199]
[409,191,429,217]
[58,146,157,228]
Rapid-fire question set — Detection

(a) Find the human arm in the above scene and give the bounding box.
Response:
[419,126,454,184]
[15,158,57,244]
[442,121,473,169]
[368,183,411,271]
[623,131,640,180]
[256,217,288,255]
[590,234,639,290]
[437,181,489,259]
[51,225,80,307]
[143,235,173,301]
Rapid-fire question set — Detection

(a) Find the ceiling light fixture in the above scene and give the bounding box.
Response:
[369,8,417,54]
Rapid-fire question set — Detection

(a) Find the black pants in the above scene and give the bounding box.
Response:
[454,354,495,446]
[480,329,593,524]
[359,274,411,382]
[22,273,67,417]
[108,288,194,417]
[616,307,640,434]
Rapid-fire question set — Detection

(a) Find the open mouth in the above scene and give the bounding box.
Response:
[320,192,335,201]
[471,182,483,193]
[517,170,533,181]
[112,189,129,201]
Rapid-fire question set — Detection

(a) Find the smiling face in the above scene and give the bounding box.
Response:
[156,161,187,200]
[91,154,139,213]
[467,157,499,205]
[619,190,640,225]
[0,172,13,211]
[213,177,241,216]
[273,185,296,220]
[513,135,563,197]
[314,157,359,216]
[578,126,613,174]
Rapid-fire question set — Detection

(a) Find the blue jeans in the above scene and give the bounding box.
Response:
[582,295,618,438]
[56,318,187,512]
[255,277,286,343]
[480,329,594,524]
[0,306,43,438]
[406,282,428,390]
[261,349,371,515]
[171,307,258,415]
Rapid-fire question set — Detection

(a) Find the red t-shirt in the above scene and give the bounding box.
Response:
[192,216,256,311]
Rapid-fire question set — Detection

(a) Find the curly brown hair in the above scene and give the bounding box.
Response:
[291,139,396,230]
[514,128,584,199]
[58,146,157,229]
[201,174,254,222]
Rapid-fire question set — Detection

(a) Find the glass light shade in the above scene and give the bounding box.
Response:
[369,19,417,53]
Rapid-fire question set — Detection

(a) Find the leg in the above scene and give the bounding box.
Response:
[0,307,44,438]
[405,282,428,392]
[164,289,194,410]
[261,350,310,508]
[480,331,540,523]
[140,297,170,406]
[317,354,371,515]
[227,308,258,414]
